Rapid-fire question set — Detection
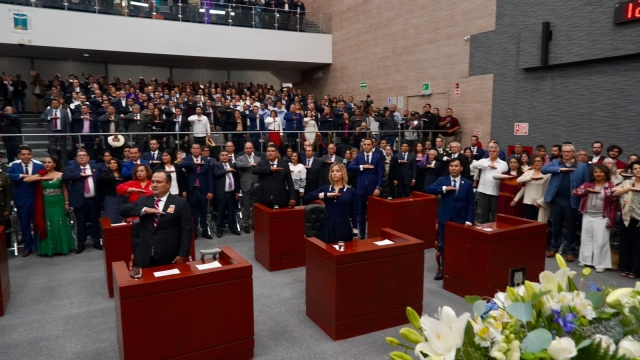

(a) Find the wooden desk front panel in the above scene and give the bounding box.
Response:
[0,227,9,316]
[254,204,305,271]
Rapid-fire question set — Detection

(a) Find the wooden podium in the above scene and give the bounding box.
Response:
[113,246,254,360]
[0,227,9,316]
[101,218,196,298]
[444,214,547,298]
[306,228,426,340]
[367,192,437,247]
[253,204,305,271]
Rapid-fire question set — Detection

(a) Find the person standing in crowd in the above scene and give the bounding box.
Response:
[236,142,261,233]
[469,135,485,160]
[613,161,640,279]
[302,147,322,203]
[181,143,214,239]
[550,145,562,160]
[305,163,357,244]
[463,147,478,181]
[24,156,74,256]
[116,164,153,203]
[98,158,125,224]
[288,152,306,205]
[472,145,508,223]
[71,104,100,160]
[119,172,192,268]
[124,104,147,149]
[394,142,416,198]
[383,145,398,199]
[598,145,627,171]
[424,149,442,189]
[542,144,589,261]
[411,143,428,192]
[8,146,44,257]
[31,73,47,114]
[348,138,384,239]
[517,155,551,221]
[63,149,103,254]
[437,141,471,180]
[188,106,211,146]
[11,74,27,114]
[320,144,343,187]
[41,98,71,164]
[438,108,460,146]
[589,141,604,164]
[152,150,187,197]
[265,109,284,149]
[0,106,21,163]
[602,158,624,186]
[142,139,163,167]
[493,156,525,217]
[520,152,531,172]
[419,104,437,143]
[212,150,241,238]
[427,158,475,281]
[96,150,113,172]
[253,144,296,208]
[572,164,616,273]
[121,146,150,180]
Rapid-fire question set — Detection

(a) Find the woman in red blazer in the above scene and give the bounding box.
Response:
[116,164,152,203]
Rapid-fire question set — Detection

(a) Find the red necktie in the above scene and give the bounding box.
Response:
[195,159,201,186]
[82,167,90,194]
[154,198,161,227]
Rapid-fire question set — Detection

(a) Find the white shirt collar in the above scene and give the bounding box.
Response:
[155,192,169,202]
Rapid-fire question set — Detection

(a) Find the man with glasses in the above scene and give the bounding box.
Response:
[542,144,589,262]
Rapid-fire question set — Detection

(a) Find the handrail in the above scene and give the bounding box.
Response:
[2,0,331,34]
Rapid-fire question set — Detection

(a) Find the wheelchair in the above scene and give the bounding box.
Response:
[6,205,22,256]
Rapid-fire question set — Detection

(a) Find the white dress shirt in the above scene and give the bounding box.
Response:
[472,158,508,196]
[188,115,211,137]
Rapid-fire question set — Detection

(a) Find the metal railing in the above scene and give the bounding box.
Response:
[2,0,331,34]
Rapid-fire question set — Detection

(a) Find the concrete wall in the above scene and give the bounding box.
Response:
[300,0,497,143]
[470,0,640,153]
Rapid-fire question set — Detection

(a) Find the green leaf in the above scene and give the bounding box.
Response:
[507,301,533,322]
[521,353,534,360]
[389,352,413,360]
[463,321,475,345]
[531,290,552,305]
[567,277,578,292]
[465,295,483,305]
[521,328,553,353]
[629,306,640,324]
[473,300,487,316]
[576,339,592,350]
[586,291,605,309]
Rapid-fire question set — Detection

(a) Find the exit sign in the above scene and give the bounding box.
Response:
[422,83,430,91]
[615,0,640,24]
[360,82,367,91]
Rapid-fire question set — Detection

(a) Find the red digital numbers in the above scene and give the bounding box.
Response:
[615,0,640,24]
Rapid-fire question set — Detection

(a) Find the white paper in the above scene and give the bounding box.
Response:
[195,261,222,270]
[373,239,395,246]
[153,268,181,277]
[111,222,128,227]
[332,245,340,250]
[483,228,494,232]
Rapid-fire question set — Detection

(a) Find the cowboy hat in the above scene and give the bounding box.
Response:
[107,134,125,147]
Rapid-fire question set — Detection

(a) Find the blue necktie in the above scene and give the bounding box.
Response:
[366,154,370,164]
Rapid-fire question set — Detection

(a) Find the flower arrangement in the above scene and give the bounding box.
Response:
[385,254,640,360]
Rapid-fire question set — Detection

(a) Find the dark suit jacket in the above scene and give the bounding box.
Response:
[347,151,384,195]
[180,156,214,194]
[252,159,295,206]
[424,160,442,188]
[120,194,192,268]
[152,163,187,195]
[62,162,102,208]
[122,159,151,180]
[98,114,125,134]
[112,98,129,115]
[7,161,44,207]
[0,112,21,136]
[472,147,486,161]
[303,157,323,193]
[394,152,417,183]
[40,107,71,133]
[71,113,100,136]
[212,162,240,197]
[142,151,162,163]
[319,155,343,187]
[438,153,472,180]
[426,175,475,225]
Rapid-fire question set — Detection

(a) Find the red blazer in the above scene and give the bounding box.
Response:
[116,179,152,203]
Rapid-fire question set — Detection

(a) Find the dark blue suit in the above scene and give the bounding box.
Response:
[181,155,215,236]
[63,163,103,248]
[8,160,44,251]
[347,151,384,238]
[121,159,151,180]
[426,175,475,267]
[248,113,266,149]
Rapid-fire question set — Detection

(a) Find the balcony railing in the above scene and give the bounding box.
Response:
[1,0,331,34]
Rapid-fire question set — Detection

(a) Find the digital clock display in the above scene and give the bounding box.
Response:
[615,0,640,24]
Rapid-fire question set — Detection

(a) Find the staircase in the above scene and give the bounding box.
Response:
[18,113,50,160]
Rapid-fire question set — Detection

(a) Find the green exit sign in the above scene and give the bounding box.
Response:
[422,83,430,91]
[360,82,367,91]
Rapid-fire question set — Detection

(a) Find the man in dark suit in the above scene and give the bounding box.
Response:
[348,138,384,238]
[469,135,485,161]
[142,139,162,167]
[71,105,100,160]
[62,148,103,253]
[212,150,241,238]
[248,106,266,150]
[319,144,343,187]
[122,146,150,180]
[393,142,417,198]
[302,147,322,203]
[165,107,189,150]
[252,144,296,208]
[120,171,192,268]
[40,98,71,163]
[112,91,129,115]
[426,158,475,281]
[437,141,471,180]
[98,105,125,156]
[236,142,261,233]
[7,146,44,256]
[181,143,215,239]
[0,106,22,163]
[424,150,443,188]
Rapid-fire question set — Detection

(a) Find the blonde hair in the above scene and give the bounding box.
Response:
[329,162,349,187]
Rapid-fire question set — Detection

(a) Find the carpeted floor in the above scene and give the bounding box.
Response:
[0,232,633,360]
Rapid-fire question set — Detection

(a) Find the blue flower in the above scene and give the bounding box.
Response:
[589,282,602,292]
[552,310,578,334]
[481,300,499,319]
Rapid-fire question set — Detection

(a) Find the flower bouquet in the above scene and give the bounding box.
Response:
[385,254,640,360]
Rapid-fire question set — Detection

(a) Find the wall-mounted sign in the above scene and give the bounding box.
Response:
[514,123,529,136]
[614,0,640,24]
[360,82,367,91]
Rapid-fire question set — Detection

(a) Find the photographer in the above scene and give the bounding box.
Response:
[400,111,420,150]
[419,103,438,143]
[0,106,21,162]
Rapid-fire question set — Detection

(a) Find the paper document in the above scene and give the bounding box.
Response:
[111,222,128,227]
[195,261,222,270]
[332,245,340,250]
[153,268,181,277]
[373,239,395,246]
[483,228,494,232]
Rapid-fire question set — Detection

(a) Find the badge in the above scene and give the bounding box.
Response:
[167,205,175,213]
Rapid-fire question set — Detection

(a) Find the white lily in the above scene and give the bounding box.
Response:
[547,337,577,360]
[539,267,577,294]
[414,306,470,360]
[619,336,640,358]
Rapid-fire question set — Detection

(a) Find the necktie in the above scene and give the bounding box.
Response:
[24,164,29,175]
[153,152,157,160]
[403,153,407,161]
[307,159,311,166]
[271,163,276,168]
[154,198,161,228]
[230,155,234,163]
[195,159,201,186]
[344,124,348,137]
[54,110,58,129]
[225,164,233,191]
[452,179,457,190]
[366,154,370,164]
[82,167,90,194]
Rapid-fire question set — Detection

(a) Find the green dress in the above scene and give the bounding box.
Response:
[38,178,75,256]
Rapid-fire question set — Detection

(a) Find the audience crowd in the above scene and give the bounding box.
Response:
[2,72,639,282]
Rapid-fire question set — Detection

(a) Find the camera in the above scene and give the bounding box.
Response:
[364,94,374,108]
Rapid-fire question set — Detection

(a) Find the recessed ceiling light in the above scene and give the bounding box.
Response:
[83,53,89,57]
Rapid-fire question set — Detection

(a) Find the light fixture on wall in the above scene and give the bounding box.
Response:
[199,8,226,15]
[83,53,90,57]
[463,36,470,42]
